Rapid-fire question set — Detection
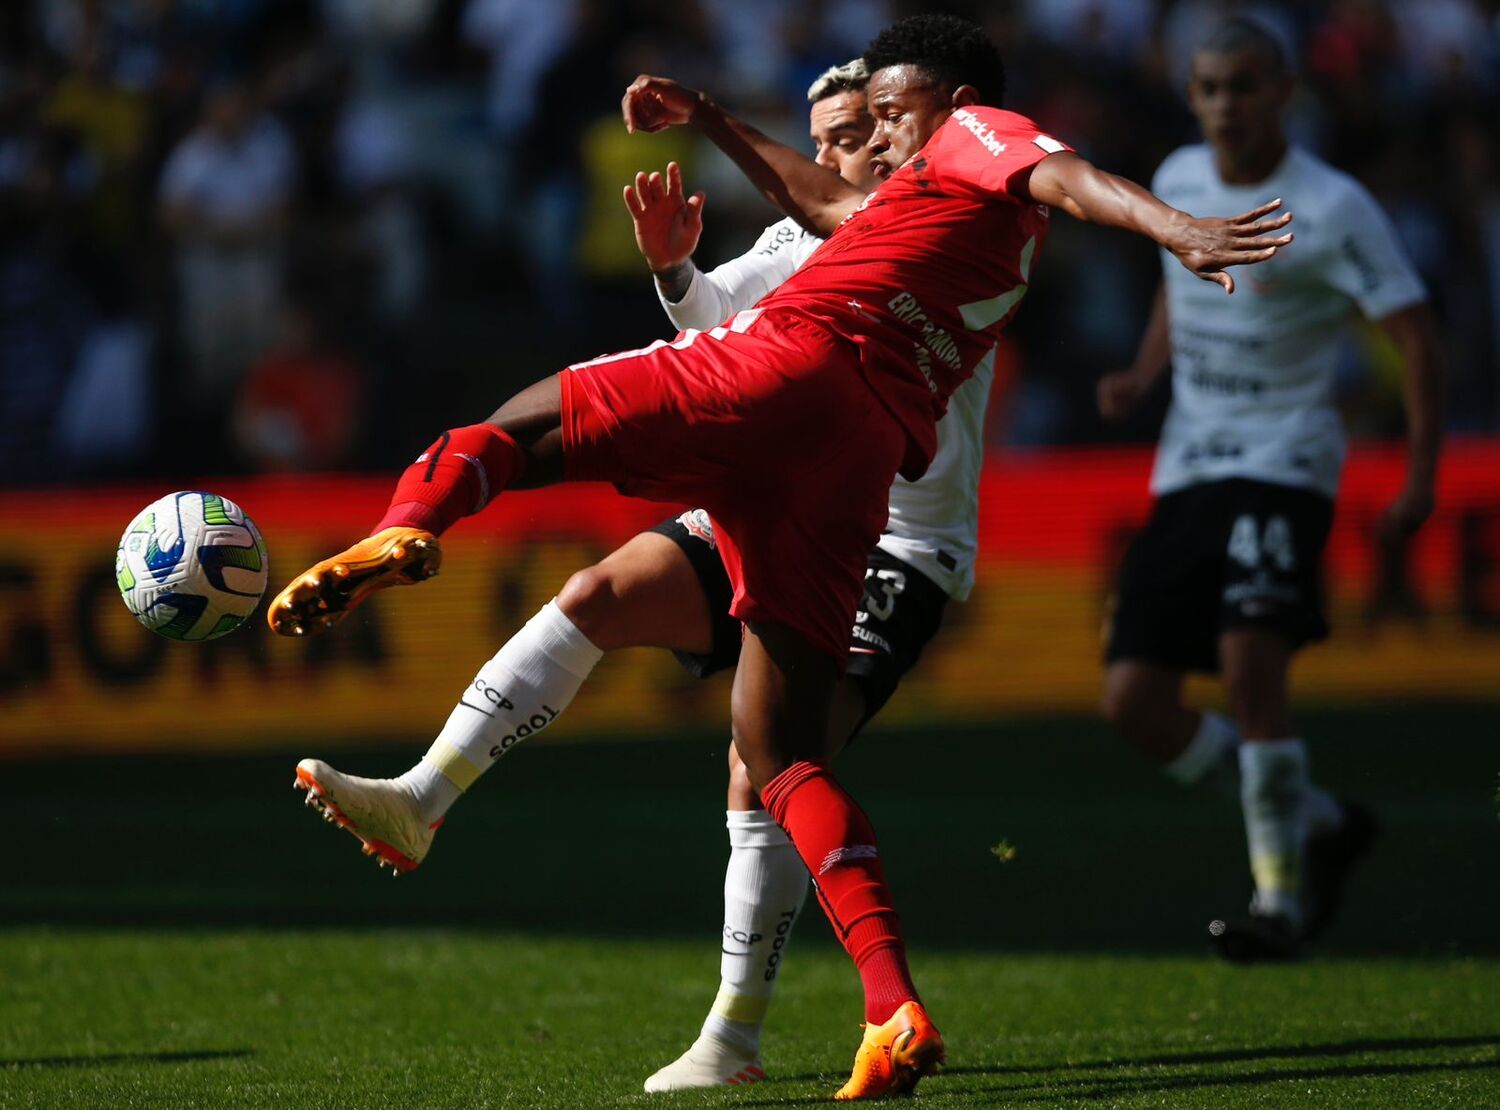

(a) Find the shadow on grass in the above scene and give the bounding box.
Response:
[939,1032,1500,1076]
[0,1049,253,1071]
[1003,1058,1500,1102]
[757,1035,1500,1101]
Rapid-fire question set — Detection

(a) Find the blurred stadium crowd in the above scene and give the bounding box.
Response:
[1,0,1496,484]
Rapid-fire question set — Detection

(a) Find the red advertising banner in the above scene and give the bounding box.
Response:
[3,442,1498,755]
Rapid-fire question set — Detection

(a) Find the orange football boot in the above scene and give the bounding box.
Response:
[267,526,441,636]
[834,1000,945,1101]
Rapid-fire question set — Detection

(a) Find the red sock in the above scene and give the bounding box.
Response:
[760,761,919,1024]
[373,424,524,536]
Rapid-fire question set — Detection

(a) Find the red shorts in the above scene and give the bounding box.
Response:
[560,308,907,665]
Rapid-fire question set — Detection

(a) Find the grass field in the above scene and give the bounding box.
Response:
[4,932,1498,1107]
[4,705,1499,1105]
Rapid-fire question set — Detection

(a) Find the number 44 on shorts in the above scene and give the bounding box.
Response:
[1228,513,1296,571]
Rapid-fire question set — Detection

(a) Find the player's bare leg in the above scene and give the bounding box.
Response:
[1103,650,1371,954]
[646,679,869,1091]
[1100,661,1239,786]
[293,527,716,873]
[280,371,723,870]
[556,533,716,653]
[732,622,942,1100]
[268,377,565,637]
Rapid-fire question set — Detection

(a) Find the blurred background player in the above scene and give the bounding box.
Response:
[1096,18,1443,963]
[272,13,1290,1098]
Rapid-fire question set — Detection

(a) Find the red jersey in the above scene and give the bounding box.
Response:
[757,106,1069,475]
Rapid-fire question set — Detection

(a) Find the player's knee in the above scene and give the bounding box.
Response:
[1218,660,1266,720]
[555,564,620,645]
[729,735,785,797]
[1099,680,1126,728]
[1223,663,1281,735]
[1222,671,1251,724]
[1100,671,1150,738]
[726,744,759,809]
[1224,674,1290,738]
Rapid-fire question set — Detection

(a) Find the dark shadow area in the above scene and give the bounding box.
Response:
[1003,1059,1500,1102]
[0,1049,253,1070]
[951,1032,1500,1076]
[754,1038,1500,1104]
[5,705,1499,954]
[774,1033,1500,1083]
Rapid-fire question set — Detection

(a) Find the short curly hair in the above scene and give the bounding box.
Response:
[863,14,1006,107]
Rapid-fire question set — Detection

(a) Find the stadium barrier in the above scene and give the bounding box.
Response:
[3,442,1499,755]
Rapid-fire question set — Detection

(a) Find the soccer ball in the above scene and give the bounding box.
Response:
[116,491,269,641]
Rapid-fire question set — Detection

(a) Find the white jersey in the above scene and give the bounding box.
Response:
[660,217,992,600]
[1150,145,1426,499]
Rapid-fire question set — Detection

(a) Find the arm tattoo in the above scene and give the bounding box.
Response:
[653,261,695,303]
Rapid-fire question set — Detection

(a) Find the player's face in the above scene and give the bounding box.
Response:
[809,90,878,191]
[865,65,958,181]
[1188,49,1291,159]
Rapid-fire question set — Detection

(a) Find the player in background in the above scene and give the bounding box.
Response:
[271,15,1291,1098]
[1096,19,1443,963]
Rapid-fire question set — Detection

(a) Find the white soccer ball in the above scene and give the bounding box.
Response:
[116,491,270,641]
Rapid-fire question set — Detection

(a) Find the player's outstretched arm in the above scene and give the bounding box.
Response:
[622,74,864,236]
[1375,302,1445,537]
[1027,152,1293,294]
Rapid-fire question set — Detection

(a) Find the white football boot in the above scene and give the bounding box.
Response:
[294,758,438,874]
[643,1035,767,1092]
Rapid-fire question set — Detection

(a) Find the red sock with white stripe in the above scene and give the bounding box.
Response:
[373,424,524,536]
[759,761,919,1025]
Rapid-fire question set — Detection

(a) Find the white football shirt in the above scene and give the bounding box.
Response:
[1150,144,1426,498]
[660,217,992,599]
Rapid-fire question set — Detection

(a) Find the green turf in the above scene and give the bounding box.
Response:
[2,930,1497,1106]
[4,704,1499,1104]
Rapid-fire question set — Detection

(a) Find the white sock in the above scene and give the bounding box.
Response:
[1164,710,1240,787]
[699,810,809,1056]
[397,599,602,824]
[1239,739,1309,928]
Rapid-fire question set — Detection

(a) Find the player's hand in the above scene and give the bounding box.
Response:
[1379,478,1437,541]
[1097,367,1153,421]
[1168,199,1294,294]
[623,162,705,272]
[622,75,701,134]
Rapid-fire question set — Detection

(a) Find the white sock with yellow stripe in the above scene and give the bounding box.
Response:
[1239,738,1308,928]
[699,810,810,1055]
[397,600,602,824]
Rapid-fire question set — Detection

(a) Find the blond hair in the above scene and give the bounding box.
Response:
[807,58,870,103]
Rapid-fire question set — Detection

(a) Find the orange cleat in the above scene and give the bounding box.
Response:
[833,1000,945,1101]
[267,526,441,637]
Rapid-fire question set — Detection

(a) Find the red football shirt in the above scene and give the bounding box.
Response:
[758,106,1069,474]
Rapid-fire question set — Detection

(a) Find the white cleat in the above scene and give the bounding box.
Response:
[293,758,439,873]
[644,1035,766,1092]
